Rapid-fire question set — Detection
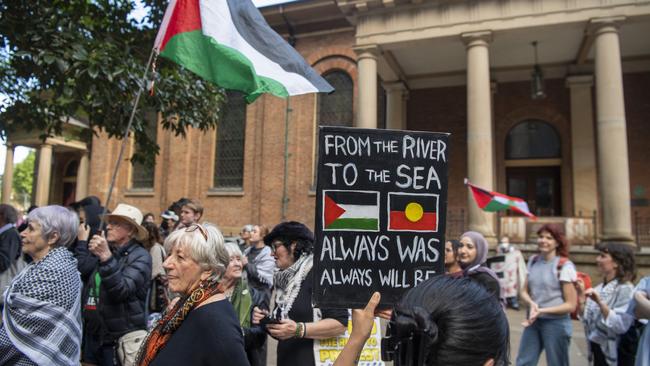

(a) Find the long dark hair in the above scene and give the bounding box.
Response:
[595,242,636,282]
[537,224,569,257]
[388,276,510,365]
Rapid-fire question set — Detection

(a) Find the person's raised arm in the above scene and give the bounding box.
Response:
[334,292,380,366]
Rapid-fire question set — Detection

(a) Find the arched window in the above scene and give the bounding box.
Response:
[318,71,353,127]
[214,90,246,189]
[506,120,560,159]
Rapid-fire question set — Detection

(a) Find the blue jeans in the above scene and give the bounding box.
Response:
[516,316,572,366]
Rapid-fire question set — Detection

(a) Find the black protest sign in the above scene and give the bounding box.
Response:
[313,126,450,309]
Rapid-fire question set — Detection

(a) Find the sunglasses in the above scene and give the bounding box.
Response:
[185,224,208,241]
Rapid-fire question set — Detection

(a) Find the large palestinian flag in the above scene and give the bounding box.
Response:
[388,193,438,232]
[466,179,537,219]
[153,0,334,102]
[323,190,379,231]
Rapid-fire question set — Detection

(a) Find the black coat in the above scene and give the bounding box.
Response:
[0,226,21,273]
[76,239,152,341]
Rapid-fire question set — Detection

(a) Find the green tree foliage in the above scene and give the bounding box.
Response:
[12,150,35,198]
[0,0,226,166]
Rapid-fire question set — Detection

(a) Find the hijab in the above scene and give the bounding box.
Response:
[459,231,499,282]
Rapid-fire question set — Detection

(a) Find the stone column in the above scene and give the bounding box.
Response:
[354,46,379,129]
[592,17,634,244]
[462,31,496,242]
[2,144,14,204]
[76,151,89,200]
[384,81,408,130]
[566,75,598,217]
[34,143,53,206]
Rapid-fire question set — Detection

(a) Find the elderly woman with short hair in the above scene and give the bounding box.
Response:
[0,205,82,365]
[223,242,266,366]
[136,223,249,366]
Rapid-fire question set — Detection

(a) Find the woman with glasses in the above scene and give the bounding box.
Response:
[0,205,83,365]
[136,223,248,366]
[252,221,347,366]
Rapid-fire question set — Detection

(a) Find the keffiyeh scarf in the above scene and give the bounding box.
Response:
[273,254,313,320]
[2,247,82,366]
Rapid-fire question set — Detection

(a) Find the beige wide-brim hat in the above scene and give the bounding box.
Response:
[102,203,149,242]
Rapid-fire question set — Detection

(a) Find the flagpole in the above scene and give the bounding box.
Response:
[97,48,157,232]
[281,97,291,220]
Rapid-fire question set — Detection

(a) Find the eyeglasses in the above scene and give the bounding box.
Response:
[271,240,285,252]
[107,219,130,228]
[185,224,208,241]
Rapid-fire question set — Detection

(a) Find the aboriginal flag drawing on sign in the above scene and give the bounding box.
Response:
[388,192,439,232]
[323,190,379,231]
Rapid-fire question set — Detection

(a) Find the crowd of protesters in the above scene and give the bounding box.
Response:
[441,225,650,366]
[0,197,647,366]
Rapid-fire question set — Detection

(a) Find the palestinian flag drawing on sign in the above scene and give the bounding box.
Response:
[323,190,379,231]
[388,193,439,232]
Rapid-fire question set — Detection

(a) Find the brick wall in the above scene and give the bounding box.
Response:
[85,32,650,238]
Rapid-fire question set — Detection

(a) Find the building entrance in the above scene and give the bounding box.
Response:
[507,166,561,216]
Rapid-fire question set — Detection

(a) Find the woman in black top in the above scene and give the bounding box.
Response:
[252,221,347,366]
[458,231,502,301]
[136,223,249,366]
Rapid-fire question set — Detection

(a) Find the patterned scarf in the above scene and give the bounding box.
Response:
[273,254,313,320]
[583,279,622,365]
[136,279,225,366]
[3,247,82,366]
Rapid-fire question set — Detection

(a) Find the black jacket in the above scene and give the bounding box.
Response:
[0,226,21,273]
[76,239,152,341]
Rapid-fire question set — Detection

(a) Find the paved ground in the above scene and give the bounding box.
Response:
[265,308,589,365]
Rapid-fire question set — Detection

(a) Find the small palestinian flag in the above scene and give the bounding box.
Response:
[465,179,537,219]
[323,190,379,231]
[388,193,438,232]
